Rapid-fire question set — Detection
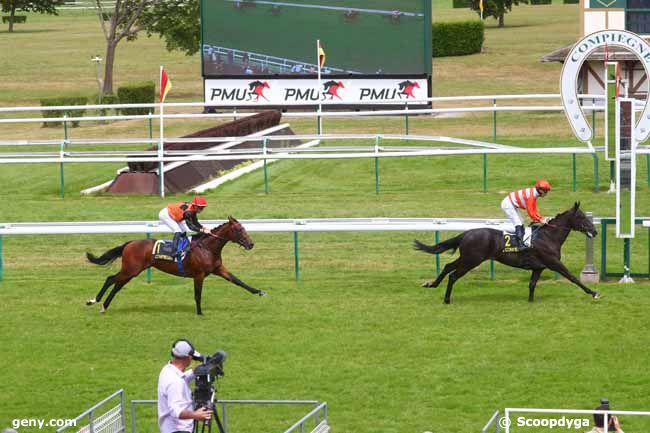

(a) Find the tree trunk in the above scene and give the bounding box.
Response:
[498,12,504,27]
[8,3,16,33]
[102,40,117,95]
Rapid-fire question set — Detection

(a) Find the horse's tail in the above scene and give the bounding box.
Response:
[413,233,465,255]
[86,243,128,266]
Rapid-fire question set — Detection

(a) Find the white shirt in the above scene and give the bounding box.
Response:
[158,363,195,433]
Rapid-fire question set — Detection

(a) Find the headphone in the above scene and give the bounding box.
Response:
[170,338,195,358]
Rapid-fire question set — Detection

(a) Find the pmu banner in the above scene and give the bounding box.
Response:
[204,78,429,106]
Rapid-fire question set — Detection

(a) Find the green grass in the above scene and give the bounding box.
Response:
[2,4,650,433]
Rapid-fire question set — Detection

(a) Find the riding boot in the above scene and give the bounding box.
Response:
[171,232,183,258]
[515,225,527,249]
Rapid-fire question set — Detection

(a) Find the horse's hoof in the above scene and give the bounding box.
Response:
[443,299,451,305]
[86,299,96,306]
[422,281,434,288]
[259,291,267,297]
[592,291,601,300]
[100,306,106,314]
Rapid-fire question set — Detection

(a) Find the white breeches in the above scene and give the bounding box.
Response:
[500,197,524,227]
[158,208,189,233]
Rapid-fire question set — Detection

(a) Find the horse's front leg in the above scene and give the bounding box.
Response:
[544,259,600,299]
[528,268,543,302]
[193,275,205,315]
[214,265,267,297]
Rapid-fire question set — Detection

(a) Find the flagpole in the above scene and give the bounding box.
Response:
[159,65,165,198]
[317,39,322,135]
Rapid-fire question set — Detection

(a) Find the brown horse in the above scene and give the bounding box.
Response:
[86,217,266,315]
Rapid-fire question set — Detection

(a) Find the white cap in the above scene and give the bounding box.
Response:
[171,340,202,359]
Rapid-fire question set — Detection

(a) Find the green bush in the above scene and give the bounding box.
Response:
[432,21,484,58]
[563,0,579,4]
[530,0,552,4]
[95,93,119,120]
[40,96,88,128]
[117,81,155,116]
[2,15,27,23]
[452,0,471,8]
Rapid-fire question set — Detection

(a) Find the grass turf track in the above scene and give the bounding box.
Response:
[1,3,650,432]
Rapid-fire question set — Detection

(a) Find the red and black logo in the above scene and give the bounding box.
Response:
[398,80,420,99]
[323,80,345,100]
[248,80,270,101]
[359,80,422,101]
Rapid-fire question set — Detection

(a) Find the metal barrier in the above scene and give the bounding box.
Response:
[600,218,650,280]
[130,399,328,433]
[4,216,644,283]
[503,407,650,433]
[0,218,520,282]
[481,410,501,433]
[57,389,126,433]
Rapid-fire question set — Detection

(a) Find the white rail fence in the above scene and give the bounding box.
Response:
[130,399,328,433]
[56,389,125,433]
[0,217,605,283]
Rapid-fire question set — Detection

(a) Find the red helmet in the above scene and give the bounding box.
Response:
[191,196,208,207]
[535,179,551,192]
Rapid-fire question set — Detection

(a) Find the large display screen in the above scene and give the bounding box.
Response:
[201,0,431,77]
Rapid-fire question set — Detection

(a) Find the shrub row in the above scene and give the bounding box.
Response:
[40,81,155,127]
[452,0,471,8]
[432,21,484,57]
[39,97,88,127]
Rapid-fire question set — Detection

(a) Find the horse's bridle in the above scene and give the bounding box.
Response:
[203,229,249,248]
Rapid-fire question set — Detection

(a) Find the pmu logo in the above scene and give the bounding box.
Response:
[359,80,421,100]
[323,80,345,100]
[209,81,270,102]
[398,80,420,98]
[248,80,270,101]
[283,81,346,102]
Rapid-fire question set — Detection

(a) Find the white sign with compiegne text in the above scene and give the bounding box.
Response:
[560,30,650,142]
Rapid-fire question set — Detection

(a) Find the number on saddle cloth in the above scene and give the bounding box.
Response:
[502,226,537,252]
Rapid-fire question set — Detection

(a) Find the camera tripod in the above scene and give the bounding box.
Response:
[193,393,225,433]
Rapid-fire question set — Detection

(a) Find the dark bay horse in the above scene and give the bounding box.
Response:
[414,202,601,304]
[86,217,266,315]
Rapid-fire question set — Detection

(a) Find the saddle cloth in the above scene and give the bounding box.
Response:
[152,240,188,262]
[502,226,533,247]
[503,227,533,253]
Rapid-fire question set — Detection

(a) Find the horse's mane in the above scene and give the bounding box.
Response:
[546,205,580,225]
[193,221,229,242]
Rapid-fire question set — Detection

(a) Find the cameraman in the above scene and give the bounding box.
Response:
[158,339,212,433]
[585,400,624,433]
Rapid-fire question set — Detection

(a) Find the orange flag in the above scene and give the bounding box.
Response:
[160,67,172,103]
[318,42,326,69]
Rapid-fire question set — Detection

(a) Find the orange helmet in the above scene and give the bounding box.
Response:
[191,196,208,207]
[535,179,551,192]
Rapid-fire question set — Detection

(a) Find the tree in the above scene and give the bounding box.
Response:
[470,0,528,27]
[1,0,61,32]
[94,0,157,94]
[141,0,200,56]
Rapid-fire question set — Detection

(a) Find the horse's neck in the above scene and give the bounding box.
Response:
[542,216,571,246]
[197,235,227,255]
